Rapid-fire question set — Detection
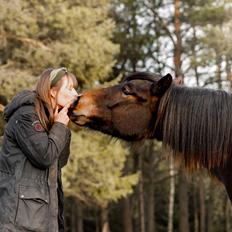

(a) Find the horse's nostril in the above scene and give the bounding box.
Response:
[68,110,79,120]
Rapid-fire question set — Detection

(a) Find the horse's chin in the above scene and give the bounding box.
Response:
[88,122,144,141]
[71,115,90,126]
[116,133,144,141]
[88,125,142,141]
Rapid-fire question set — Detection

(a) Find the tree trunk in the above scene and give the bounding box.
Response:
[71,198,77,232]
[225,196,231,232]
[174,0,182,77]
[168,156,175,232]
[138,152,145,232]
[131,1,138,72]
[178,168,189,232]
[96,210,100,232]
[192,26,200,86]
[216,55,222,89]
[76,202,84,232]
[199,177,206,232]
[121,197,133,232]
[147,141,156,232]
[193,180,199,232]
[226,56,232,90]
[70,199,84,232]
[101,208,110,232]
[206,183,213,232]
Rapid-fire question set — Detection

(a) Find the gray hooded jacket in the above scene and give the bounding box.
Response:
[0,90,71,231]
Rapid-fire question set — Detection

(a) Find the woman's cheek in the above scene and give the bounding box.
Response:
[56,93,68,107]
[67,90,78,101]
[58,92,76,107]
[56,98,64,107]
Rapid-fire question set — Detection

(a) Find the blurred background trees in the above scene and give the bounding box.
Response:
[1,0,232,231]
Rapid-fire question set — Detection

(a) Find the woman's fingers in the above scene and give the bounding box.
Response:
[63,99,75,111]
[54,105,59,116]
[54,101,73,125]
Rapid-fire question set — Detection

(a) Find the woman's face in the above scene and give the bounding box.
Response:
[51,75,78,108]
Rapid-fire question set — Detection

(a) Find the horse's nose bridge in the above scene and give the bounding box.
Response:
[73,87,118,115]
[90,88,114,105]
[75,90,103,111]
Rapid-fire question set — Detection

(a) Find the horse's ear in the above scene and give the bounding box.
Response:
[151,73,173,96]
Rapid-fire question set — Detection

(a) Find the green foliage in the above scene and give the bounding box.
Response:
[0,0,119,86]
[2,0,232,230]
[201,21,232,58]
[0,65,37,100]
[0,65,37,136]
[111,0,153,73]
[0,0,134,212]
[183,0,229,26]
[188,6,227,25]
[62,130,138,208]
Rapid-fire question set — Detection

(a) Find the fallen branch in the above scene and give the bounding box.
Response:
[0,34,52,51]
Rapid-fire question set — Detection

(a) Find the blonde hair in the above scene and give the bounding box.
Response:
[35,68,77,131]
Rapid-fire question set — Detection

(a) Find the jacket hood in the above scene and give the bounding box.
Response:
[4,90,36,122]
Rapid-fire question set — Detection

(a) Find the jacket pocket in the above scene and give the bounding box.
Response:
[15,185,49,231]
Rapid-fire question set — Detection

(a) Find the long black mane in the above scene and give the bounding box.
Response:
[157,85,232,170]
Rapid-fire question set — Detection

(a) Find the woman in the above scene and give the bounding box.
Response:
[0,67,78,231]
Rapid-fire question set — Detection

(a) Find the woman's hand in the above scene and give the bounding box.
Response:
[54,101,72,125]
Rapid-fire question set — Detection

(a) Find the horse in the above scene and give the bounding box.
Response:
[69,72,232,201]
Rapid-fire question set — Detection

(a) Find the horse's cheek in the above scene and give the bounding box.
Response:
[113,106,150,134]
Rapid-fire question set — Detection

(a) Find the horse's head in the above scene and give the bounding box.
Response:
[70,72,172,141]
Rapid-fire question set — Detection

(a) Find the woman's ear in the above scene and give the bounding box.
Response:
[50,88,57,99]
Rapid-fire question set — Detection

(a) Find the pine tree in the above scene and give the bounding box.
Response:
[0,1,138,230]
[62,130,138,208]
[0,0,119,91]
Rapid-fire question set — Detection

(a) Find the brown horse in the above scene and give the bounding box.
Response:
[70,72,232,200]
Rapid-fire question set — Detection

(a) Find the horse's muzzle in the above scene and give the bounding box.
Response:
[68,94,82,116]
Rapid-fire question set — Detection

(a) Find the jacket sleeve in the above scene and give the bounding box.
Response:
[14,109,71,169]
[58,129,71,169]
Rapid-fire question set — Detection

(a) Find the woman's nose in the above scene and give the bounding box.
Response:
[72,89,78,97]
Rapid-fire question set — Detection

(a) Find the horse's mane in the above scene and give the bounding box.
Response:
[157,85,232,170]
[123,72,161,83]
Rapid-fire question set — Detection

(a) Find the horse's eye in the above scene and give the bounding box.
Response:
[122,84,133,95]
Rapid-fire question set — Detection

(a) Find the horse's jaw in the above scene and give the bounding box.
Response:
[71,113,145,141]
[70,114,91,126]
